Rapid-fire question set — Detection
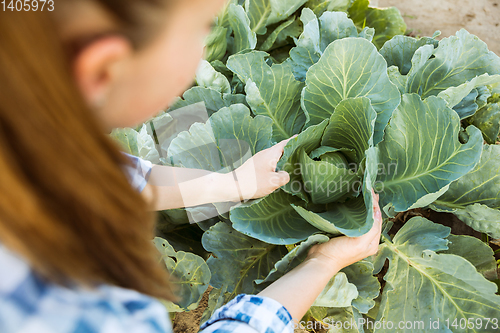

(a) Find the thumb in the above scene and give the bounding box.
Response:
[274,134,299,157]
[276,170,290,186]
[277,134,298,148]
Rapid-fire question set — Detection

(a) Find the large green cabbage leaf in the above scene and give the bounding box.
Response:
[288,8,373,82]
[154,238,211,311]
[202,222,288,298]
[227,51,307,141]
[230,189,321,244]
[431,144,500,239]
[301,37,400,144]
[407,30,500,98]
[373,217,500,332]
[375,94,483,212]
[167,104,272,171]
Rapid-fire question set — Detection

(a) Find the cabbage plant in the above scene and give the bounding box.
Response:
[112,0,500,330]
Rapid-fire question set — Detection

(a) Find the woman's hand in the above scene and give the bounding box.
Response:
[257,189,383,321]
[233,135,297,201]
[306,189,383,274]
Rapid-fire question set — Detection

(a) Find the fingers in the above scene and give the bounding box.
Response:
[274,171,290,187]
[267,135,299,171]
[356,190,382,243]
[371,188,382,225]
[273,134,298,156]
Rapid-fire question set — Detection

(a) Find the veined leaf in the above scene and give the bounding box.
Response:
[230,189,320,245]
[406,44,434,80]
[437,74,500,119]
[266,0,308,26]
[342,260,380,314]
[316,307,365,332]
[302,37,400,144]
[256,234,374,310]
[407,29,500,98]
[299,148,359,204]
[276,120,329,201]
[166,104,273,222]
[292,197,369,237]
[202,222,288,297]
[154,238,211,311]
[306,0,355,16]
[379,35,438,76]
[470,102,500,144]
[453,88,482,120]
[313,273,358,308]
[228,4,257,53]
[476,86,492,109]
[441,234,499,281]
[321,97,377,163]
[376,94,483,212]
[288,8,321,82]
[111,124,160,164]
[293,145,378,238]
[309,145,351,160]
[433,144,500,210]
[431,144,500,238]
[373,217,500,332]
[259,16,296,51]
[348,0,406,49]
[387,66,407,94]
[361,145,378,233]
[452,204,500,240]
[289,8,373,82]
[146,112,175,159]
[227,51,306,142]
[168,104,273,170]
[168,86,247,117]
[195,60,231,94]
[245,0,272,35]
[255,234,330,285]
[431,145,500,238]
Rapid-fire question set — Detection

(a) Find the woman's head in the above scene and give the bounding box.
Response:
[56,0,226,129]
[0,0,225,299]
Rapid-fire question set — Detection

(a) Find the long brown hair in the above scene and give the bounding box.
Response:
[0,1,175,300]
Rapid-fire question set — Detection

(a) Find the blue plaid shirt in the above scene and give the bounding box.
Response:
[0,153,294,333]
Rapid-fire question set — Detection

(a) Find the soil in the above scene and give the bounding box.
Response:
[172,287,210,333]
[375,0,500,55]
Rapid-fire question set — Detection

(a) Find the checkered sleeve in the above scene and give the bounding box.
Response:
[200,294,294,333]
[120,153,153,192]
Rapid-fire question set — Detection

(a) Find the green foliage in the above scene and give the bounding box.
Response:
[376,94,483,212]
[111,0,500,328]
[348,0,406,49]
[154,238,211,311]
[373,218,500,331]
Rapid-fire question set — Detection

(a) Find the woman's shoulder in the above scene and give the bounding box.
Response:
[0,241,172,333]
[0,242,34,299]
[120,152,153,193]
